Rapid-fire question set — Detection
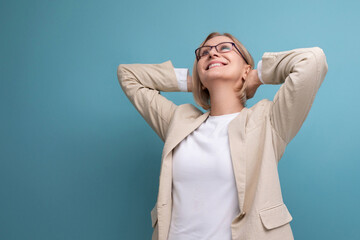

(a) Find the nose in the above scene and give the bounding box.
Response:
[208,46,219,58]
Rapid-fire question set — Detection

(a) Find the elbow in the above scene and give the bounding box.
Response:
[117,64,124,83]
[117,64,128,88]
[312,47,329,75]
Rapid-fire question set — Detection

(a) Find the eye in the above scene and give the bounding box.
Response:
[220,44,231,52]
[200,49,209,56]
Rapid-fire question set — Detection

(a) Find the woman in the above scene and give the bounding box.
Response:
[117,32,328,240]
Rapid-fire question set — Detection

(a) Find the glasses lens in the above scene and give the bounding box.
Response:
[198,46,211,58]
[217,42,233,53]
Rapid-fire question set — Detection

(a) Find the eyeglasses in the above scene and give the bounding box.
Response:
[195,42,248,64]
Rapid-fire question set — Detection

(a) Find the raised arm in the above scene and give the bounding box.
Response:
[117,60,182,141]
[261,47,328,144]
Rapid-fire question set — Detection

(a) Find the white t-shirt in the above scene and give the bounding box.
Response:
[168,112,241,240]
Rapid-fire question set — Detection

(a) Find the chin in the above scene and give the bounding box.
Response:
[203,71,234,81]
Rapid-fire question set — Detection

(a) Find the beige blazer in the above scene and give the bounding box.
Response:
[117,47,328,240]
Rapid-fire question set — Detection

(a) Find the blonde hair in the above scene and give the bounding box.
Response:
[192,32,254,110]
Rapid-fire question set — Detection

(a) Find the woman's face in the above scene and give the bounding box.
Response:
[196,36,249,92]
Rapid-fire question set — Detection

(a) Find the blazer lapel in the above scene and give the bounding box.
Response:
[228,108,248,214]
[163,111,210,157]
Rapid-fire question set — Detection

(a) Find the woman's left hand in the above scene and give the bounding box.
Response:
[246,69,263,99]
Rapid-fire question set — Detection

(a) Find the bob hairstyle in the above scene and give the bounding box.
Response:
[192,32,255,110]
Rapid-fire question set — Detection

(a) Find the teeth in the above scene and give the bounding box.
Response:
[208,63,223,69]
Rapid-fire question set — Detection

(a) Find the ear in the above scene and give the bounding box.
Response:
[242,65,251,80]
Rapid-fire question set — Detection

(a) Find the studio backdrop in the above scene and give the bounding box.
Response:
[1,0,359,239]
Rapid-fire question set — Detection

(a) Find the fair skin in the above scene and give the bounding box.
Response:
[187,36,263,116]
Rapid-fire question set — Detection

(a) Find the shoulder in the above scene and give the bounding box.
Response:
[165,103,208,140]
[248,99,272,115]
[173,103,205,120]
[245,99,273,129]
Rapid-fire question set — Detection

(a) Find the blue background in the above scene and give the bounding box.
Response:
[1,0,359,239]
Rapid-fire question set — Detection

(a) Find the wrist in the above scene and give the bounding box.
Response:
[256,70,263,86]
[256,60,264,84]
[187,74,192,92]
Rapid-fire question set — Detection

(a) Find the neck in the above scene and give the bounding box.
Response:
[208,85,244,116]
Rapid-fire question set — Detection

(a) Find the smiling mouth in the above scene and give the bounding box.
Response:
[207,63,226,70]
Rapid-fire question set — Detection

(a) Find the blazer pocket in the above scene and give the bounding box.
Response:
[151,203,158,228]
[259,203,293,230]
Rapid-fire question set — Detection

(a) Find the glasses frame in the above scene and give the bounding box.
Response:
[195,41,248,64]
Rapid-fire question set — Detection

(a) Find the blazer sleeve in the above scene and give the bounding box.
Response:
[261,47,328,144]
[117,60,181,142]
